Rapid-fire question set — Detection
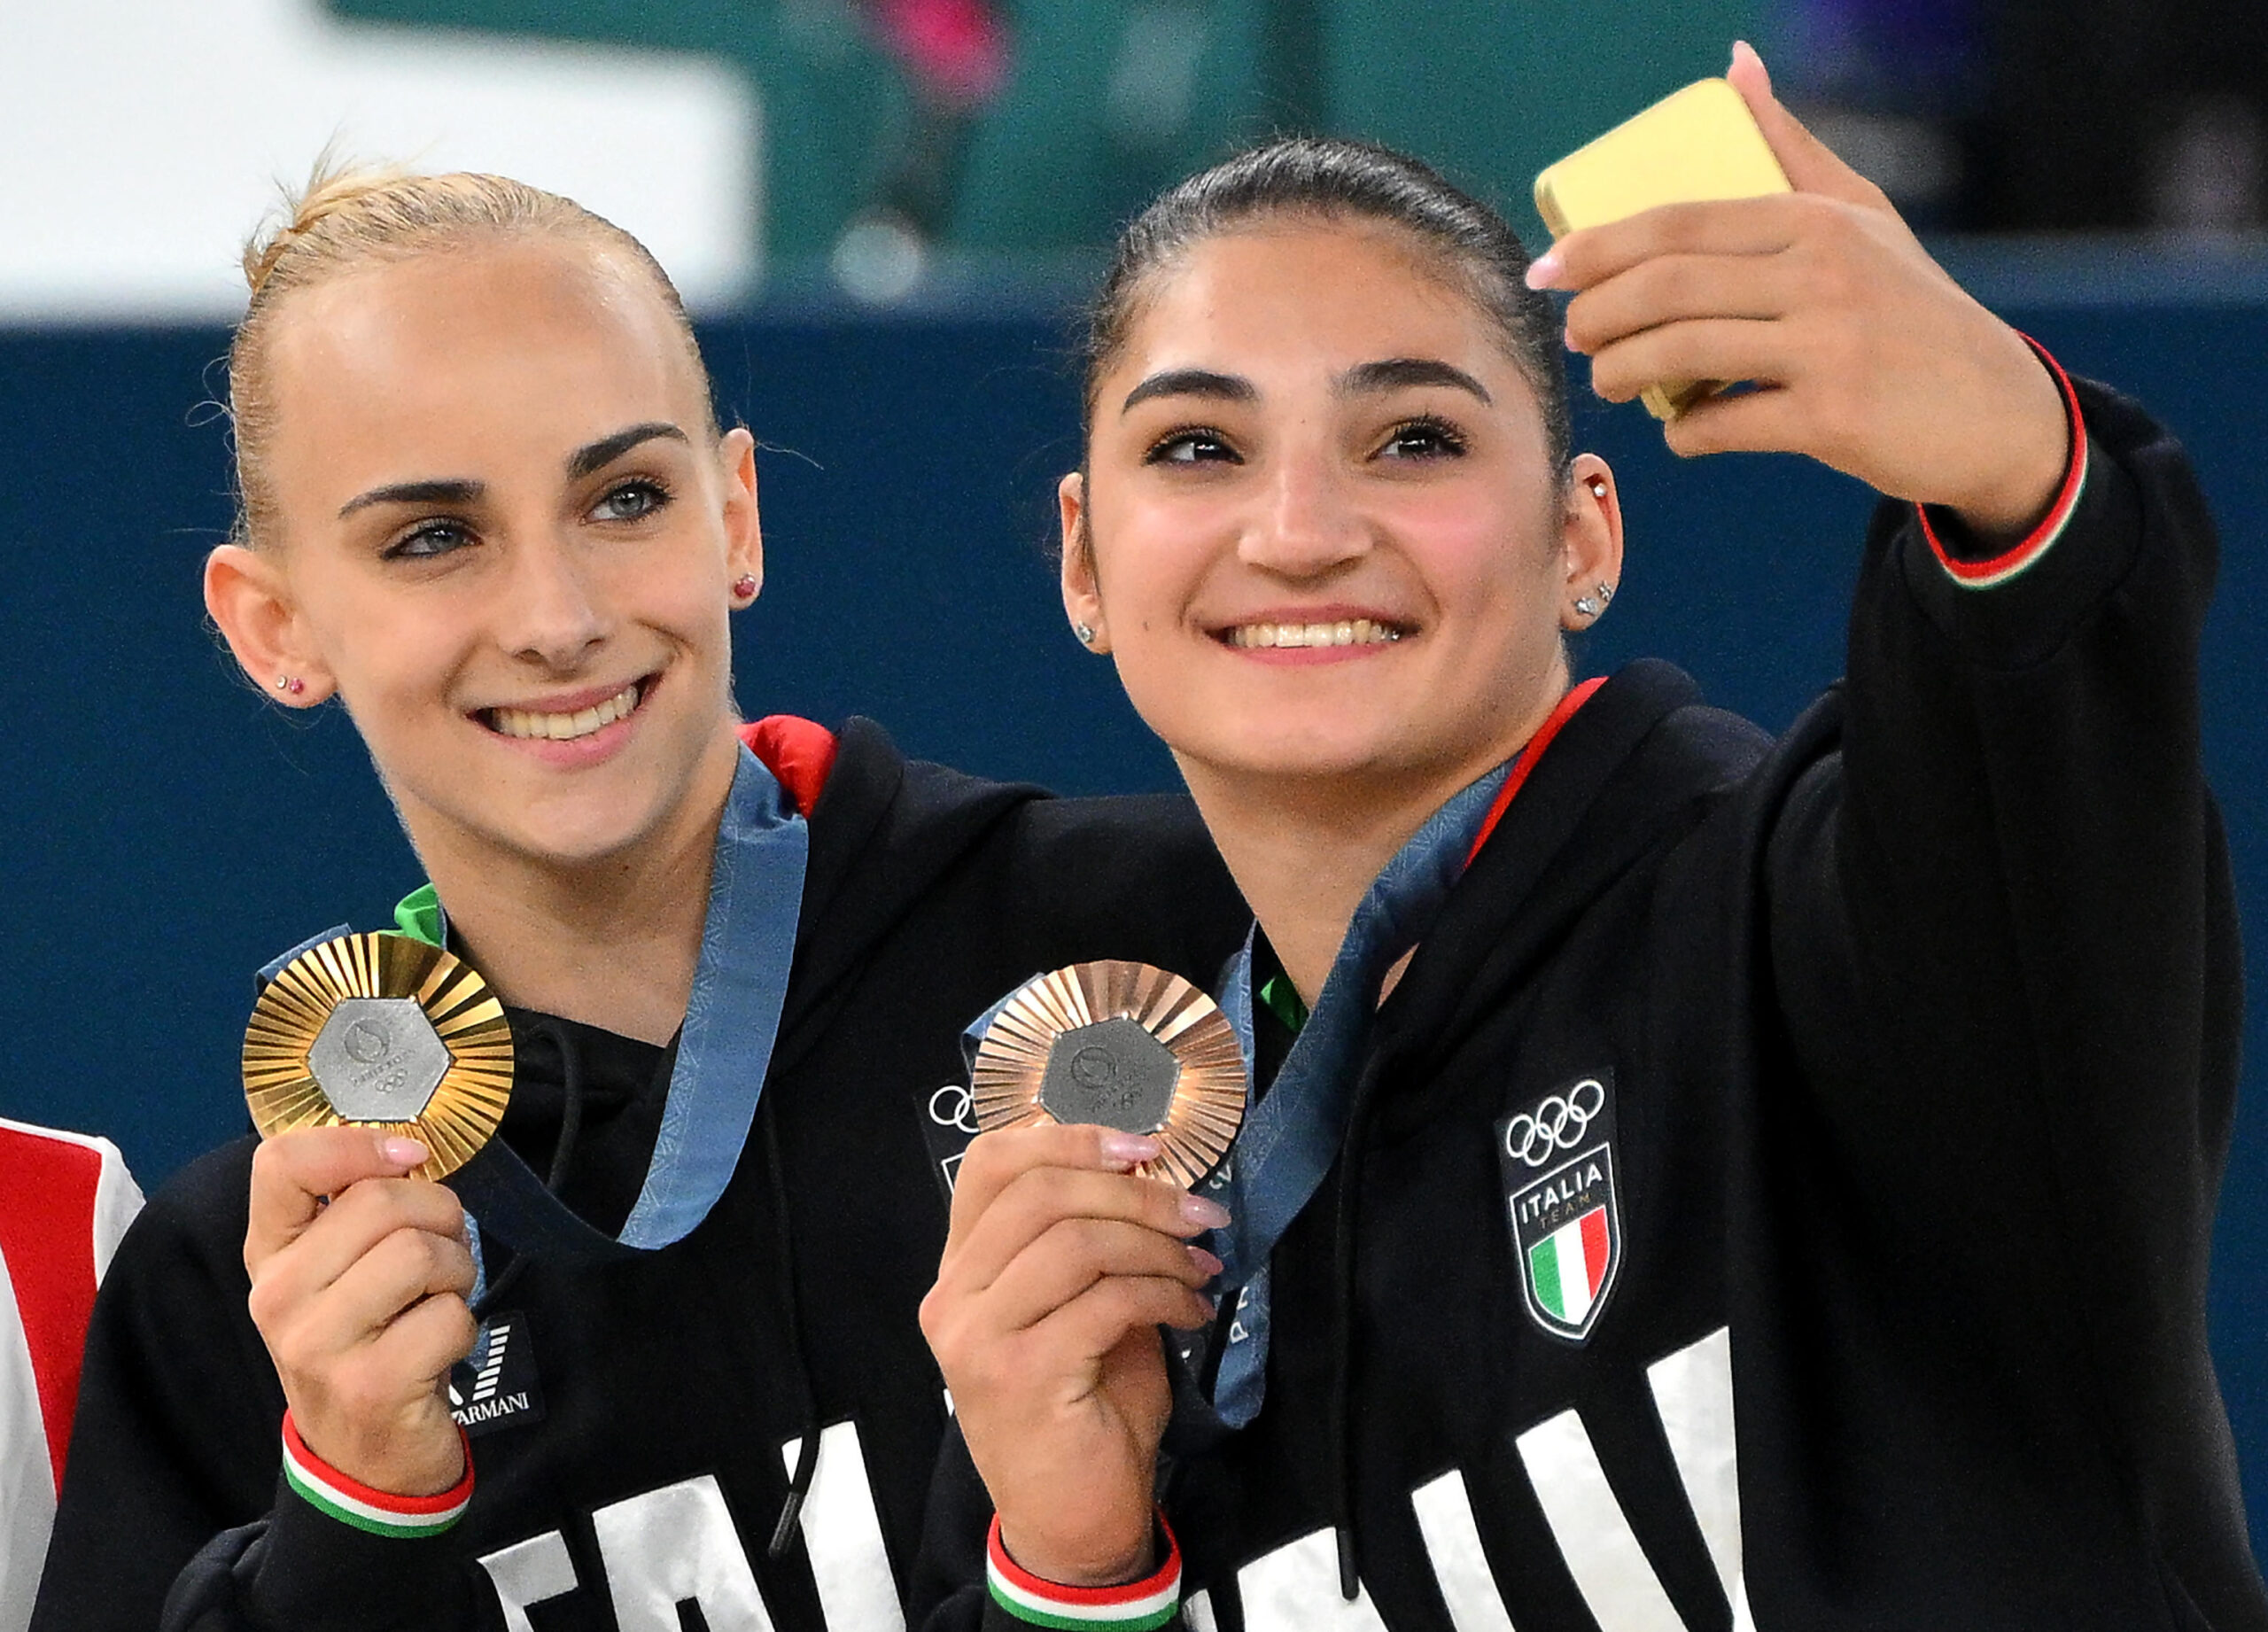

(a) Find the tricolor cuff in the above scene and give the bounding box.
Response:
[280,1411,473,1539]
[1916,336,2090,590]
[987,1513,1182,1630]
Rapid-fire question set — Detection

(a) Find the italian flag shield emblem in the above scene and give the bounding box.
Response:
[1504,1143,1622,1341]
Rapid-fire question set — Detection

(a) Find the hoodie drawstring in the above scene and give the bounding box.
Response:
[765,1092,824,1559]
[1328,1059,1385,1602]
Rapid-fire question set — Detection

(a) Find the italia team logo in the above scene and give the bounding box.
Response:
[1497,1075,1623,1342]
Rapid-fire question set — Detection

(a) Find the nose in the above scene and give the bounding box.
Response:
[1240,439,1370,579]
[497,532,608,672]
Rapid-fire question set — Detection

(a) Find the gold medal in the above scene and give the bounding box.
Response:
[970,960,1245,1190]
[243,932,514,1181]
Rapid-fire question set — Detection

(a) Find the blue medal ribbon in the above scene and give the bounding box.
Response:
[1202,761,1510,1427]
[258,743,810,1265]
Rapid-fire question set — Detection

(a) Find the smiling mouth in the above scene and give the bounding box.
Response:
[1222,618,1410,650]
[482,679,647,742]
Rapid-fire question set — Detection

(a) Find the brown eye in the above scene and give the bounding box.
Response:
[1146,429,1239,465]
[1379,417,1467,460]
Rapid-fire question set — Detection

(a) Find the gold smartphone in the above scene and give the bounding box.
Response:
[1534,77,1791,420]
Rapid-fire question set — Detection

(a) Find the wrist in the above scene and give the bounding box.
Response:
[1918,337,2090,589]
[989,1512,1182,1630]
[280,1409,473,1537]
[1942,330,2078,542]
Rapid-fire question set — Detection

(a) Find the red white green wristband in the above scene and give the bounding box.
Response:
[1915,335,2090,590]
[987,1512,1182,1630]
[280,1410,474,1539]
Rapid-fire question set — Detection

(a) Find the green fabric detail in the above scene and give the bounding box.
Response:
[1530,1235,1566,1323]
[281,1462,458,1540]
[986,1581,1177,1631]
[1257,974,1309,1037]
[393,884,445,948]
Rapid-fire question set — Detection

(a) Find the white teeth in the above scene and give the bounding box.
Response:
[489,681,641,742]
[1228,619,1404,649]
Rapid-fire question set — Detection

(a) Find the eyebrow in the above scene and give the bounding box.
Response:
[338,478,483,520]
[566,421,690,480]
[1339,357,1492,404]
[1120,369,1258,416]
[333,422,692,519]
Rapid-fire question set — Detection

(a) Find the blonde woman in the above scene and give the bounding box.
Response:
[31,170,1243,1632]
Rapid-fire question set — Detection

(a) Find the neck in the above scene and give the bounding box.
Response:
[404,734,742,1046]
[1182,692,1566,1008]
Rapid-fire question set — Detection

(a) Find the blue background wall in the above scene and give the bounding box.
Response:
[1,294,2262,1551]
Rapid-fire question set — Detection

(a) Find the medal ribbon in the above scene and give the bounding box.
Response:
[259,743,810,1264]
[1202,761,1511,1428]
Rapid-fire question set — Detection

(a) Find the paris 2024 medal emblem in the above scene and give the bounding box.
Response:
[244,931,514,1181]
[970,960,1246,1191]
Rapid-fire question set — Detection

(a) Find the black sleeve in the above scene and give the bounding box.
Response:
[907,1420,993,1632]
[31,1141,495,1632]
[1751,377,2259,1619]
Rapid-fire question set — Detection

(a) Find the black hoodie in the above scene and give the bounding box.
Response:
[30,719,1247,1632]
[922,377,2267,1632]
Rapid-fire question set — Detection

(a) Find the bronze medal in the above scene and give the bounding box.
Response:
[970,960,1245,1190]
[243,931,514,1181]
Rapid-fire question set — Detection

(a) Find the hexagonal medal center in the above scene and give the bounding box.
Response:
[1039,1016,1182,1134]
[307,998,450,1122]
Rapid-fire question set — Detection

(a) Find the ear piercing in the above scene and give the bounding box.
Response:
[274,676,304,696]
[1596,582,1614,604]
[731,573,758,602]
[1573,582,1615,621]
[1073,623,1097,646]
[1573,596,1600,618]
[1587,476,1608,499]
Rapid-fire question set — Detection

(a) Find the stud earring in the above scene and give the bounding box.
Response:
[1596,582,1614,604]
[731,573,758,601]
[1573,596,1600,619]
[275,676,304,696]
[1588,476,1608,499]
[1073,623,1097,646]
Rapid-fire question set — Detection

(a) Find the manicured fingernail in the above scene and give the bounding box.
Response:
[1187,1245,1225,1278]
[381,1137,429,1168]
[1525,251,1563,291]
[1179,1193,1232,1230]
[1099,1131,1161,1164]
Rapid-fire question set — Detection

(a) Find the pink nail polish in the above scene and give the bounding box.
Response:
[1188,1245,1225,1278]
[1525,251,1563,291]
[1179,1193,1231,1230]
[382,1137,429,1168]
[1099,1131,1162,1164]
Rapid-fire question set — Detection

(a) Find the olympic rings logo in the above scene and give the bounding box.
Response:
[1503,1078,1606,1169]
[929,1084,980,1135]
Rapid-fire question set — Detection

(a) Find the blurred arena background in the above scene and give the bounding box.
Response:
[1,0,2262,1556]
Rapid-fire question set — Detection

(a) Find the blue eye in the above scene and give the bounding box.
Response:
[384,519,474,561]
[591,478,670,521]
[1146,429,1239,465]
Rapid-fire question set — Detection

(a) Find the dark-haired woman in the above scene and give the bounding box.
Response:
[918,46,2267,1632]
[29,170,1246,1632]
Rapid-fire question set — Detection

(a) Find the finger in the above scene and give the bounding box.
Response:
[268,1225,477,1366]
[363,1288,481,1387]
[948,1123,1161,1238]
[1727,40,1885,209]
[1585,316,1800,407]
[1658,384,1821,462]
[247,1128,431,1263]
[1030,1277,1218,1368]
[981,1220,1220,1335]
[249,1177,468,1311]
[945,1166,1225,1294]
[1543,194,1805,294]
[1564,251,1795,354]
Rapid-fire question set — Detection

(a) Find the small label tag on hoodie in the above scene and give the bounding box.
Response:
[447,1310,545,1437]
[1497,1073,1623,1343]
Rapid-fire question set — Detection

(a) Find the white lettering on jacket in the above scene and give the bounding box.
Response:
[780,1421,905,1631]
[1223,1327,1739,1632]
[472,1423,901,1630]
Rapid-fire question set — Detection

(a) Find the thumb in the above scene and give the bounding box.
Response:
[1727,40,1883,208]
